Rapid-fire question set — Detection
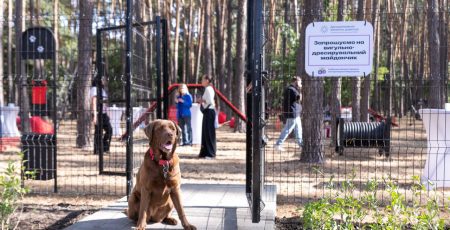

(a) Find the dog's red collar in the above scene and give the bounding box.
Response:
[147,148,173,166]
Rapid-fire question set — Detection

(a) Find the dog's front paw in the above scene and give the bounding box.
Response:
[162,217,178,225]
[135,223,147,230]
[183,224,196,230]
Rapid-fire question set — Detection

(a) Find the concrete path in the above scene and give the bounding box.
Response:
[66,184,276,230]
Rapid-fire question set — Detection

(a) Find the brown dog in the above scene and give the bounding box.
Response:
[126,119,196,230]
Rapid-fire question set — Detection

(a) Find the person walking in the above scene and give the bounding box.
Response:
[176,84,193,146]
[197,75,216,159]
[274,76,303,151]
[90,76,112,154]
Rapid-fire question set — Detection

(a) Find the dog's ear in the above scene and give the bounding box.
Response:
[144,121,156,143]
[172,120,181,138]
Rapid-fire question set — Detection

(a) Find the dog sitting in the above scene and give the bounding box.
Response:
[126,119,196,230]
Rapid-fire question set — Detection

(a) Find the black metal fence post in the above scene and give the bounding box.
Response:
[246,0,254,198]
[125,0,133,198]
[155,16,162,119]
[162,19,169,119]
[248,0,264,223]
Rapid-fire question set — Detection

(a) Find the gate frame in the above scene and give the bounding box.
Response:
[247,0,265,223]
[95,16,169,196]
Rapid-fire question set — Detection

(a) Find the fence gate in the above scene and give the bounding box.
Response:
[96,16,169,196]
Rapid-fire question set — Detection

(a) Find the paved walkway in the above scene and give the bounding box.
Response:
[66,184,276,230]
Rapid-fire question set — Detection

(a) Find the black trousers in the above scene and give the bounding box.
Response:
[199,109,216,157]
[94,113,112,154]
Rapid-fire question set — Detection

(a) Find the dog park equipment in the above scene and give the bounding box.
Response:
[106,105,125,137]
[420,109,450,190]
[0,103,20,137]
[18,27,57,190]
[190,103,203,145]
[335,117,391,157]
[21,134,56,180]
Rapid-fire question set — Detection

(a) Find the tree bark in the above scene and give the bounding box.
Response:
[182,0,193,83]
[298,0,324,163]
[0,0,4,106]
[418,3,426,106]
[76,0,94,147]
[225,0,234,118]
[330,0,344,146]
[54,0,59,87]
[400,0,412,115]
[360,0,373,122]
[234,0,246,132]
[373,0,381,111]
[352,0,363,122]
[439,0,448,103]
[173,0,181,82]
[385,0,394,116]
[216,0,227,94]
[194,4,204,83]
[7,0,13,103]
[16,0,30,132]
[428,0,442,108]
[203,0,213,77]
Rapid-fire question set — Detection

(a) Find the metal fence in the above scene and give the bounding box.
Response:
[8,11,168,196]
[262,4,450,208]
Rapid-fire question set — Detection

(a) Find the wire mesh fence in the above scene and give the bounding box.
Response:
[0,5,167,195]
[262,3,450,208]
[0,1,448,216]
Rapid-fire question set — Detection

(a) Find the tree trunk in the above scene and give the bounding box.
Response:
[298,0,324,163]
[7,0,13,103]
[226,0,234,118]
[418,3,426,106]
[439,0,448,103]
[203,0,213,77]
[194,5,204,83]
[54,0,59,88]
[183,0,193,83]
[292,0,299,37]
[76,0,94,147]
[234,0,246,133]
[173,0,181,82]
[16,0,30,132]
[352,0,363,122]
[164,0,174,83]
[428,0,442,108]
[330,0,344,147]
[400,0,412,115]
[216,0,227,94]
[386,0,394,116]
[210,1,216,80]
[360,0,372,122]
[0,0,4,106]
[373,0,381,111]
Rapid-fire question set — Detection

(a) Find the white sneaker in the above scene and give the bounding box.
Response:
[274,144,285,151]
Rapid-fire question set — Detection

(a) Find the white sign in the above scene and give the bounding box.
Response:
[305,21,373,77]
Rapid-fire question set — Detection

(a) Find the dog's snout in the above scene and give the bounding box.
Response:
[168,132,174,138]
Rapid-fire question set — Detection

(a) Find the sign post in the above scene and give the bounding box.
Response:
[305,21,374,77]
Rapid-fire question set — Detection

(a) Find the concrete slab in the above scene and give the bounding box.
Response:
[66,184,276,230]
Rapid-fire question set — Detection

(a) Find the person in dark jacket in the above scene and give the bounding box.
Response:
[90,76,112,154]
[274,76,303,151]
[176,84,193,146]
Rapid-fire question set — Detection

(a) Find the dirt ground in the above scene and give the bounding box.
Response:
[1,116,449,229]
